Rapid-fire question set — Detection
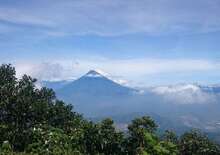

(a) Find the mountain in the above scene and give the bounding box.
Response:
[56,70,136,98]
[41,72,220,139]
[53,70,138,116]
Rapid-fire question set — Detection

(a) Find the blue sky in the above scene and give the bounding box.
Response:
[1,0,220,86]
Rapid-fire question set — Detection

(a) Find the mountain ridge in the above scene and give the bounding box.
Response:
[40,70,220,138]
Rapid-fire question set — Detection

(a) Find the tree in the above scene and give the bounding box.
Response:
[126,116,178,155]
[0,64,84,152]
[127,116,157,150]
[179,129,220,155]
[0,141,13,155]
[0,64,17,146]
[26,125,77,155]
[162,130,179,144]
[82,121,100,155]
[81,119,124,155]
[98,118,124,154]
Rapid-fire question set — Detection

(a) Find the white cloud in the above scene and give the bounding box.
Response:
[15,62,76,81]
[0,7,54,27]
[1,0,220,36]
[72,58,219,79]
[13,57,220,86]
[151,84,218,104]
[13,58,220,104]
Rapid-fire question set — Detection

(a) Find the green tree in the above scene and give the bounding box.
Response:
[82,121,100,155]
[0,141,13,155]
[162,130,179,144]
[0,64,17,146]
[126,116,178,155]
[0,64,84,152]
[127,116,157,151]
[98,118,124,154]
[82,119,124,155]
[179,129,220,155]
[26,125,78,155]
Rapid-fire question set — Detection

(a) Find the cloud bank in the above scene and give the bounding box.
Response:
[13,57,220,86]
[151,84,218,104]
[12,58,220,105]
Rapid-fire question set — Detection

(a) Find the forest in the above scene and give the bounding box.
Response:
[0,64,220,155]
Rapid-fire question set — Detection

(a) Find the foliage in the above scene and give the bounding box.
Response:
[0,141,12,155]
[179,129,220,155]
[162,130,179,144]
[126,117,179,155]
[26,125,73,155]
[82,118,124,154]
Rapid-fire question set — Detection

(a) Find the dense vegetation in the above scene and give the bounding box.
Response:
[0,64,220,155]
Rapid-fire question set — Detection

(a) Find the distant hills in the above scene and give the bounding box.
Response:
[41,70,220,142]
